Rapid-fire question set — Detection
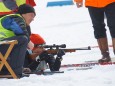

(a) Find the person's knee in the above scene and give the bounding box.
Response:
[20,36,28,43]
[108,24,115,38]
[17,36,29,45]
[94,29,106,39]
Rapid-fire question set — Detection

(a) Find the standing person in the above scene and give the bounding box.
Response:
[74,0,115,63]
[0,4,36,78]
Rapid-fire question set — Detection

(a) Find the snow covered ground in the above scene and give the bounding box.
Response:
[0,0,115,86]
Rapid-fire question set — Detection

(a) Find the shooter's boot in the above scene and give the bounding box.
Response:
[97,38,111,63]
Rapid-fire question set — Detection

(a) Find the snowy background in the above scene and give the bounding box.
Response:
[0,0,115,86]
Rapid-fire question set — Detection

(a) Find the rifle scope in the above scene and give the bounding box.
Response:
[43,44,66,49]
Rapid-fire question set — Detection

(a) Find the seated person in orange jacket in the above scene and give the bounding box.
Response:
[24,33,65,72]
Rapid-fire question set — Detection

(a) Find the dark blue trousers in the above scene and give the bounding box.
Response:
[87,3,115,39]
[0,36,28,75]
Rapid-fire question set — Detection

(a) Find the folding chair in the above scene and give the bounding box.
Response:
[0,40,18,79]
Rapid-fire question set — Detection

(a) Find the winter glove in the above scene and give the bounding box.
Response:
[57,49,65,57]
[39,51,49,61]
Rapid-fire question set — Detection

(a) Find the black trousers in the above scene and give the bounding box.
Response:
[87,2,115,39]
[0,36,28,75]
[45,55,61,71]
[25,53,61,71]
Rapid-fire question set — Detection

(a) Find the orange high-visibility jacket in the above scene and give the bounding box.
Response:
[74,0,115,7]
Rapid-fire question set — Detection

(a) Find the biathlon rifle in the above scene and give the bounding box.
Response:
[39,44,91,54]
[29,44,91,60]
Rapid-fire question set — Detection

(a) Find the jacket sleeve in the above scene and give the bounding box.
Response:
[74,0,83,3]
[2,15,30,41]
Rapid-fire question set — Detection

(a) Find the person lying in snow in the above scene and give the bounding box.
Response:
[23,33,65,73]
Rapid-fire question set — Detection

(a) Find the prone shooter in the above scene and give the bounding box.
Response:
[30,44,91,59]
[24,34,91,73]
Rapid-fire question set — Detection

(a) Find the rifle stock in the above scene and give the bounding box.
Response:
[28,53,39,60]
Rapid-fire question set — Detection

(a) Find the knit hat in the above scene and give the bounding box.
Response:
[18,4,36,15]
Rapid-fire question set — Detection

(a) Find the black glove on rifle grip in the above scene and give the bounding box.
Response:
[57,49,65,57]
[39,51,49,61]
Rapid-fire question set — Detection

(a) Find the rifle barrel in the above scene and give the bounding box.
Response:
[46,46,91,54]
[63,46,91,50]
